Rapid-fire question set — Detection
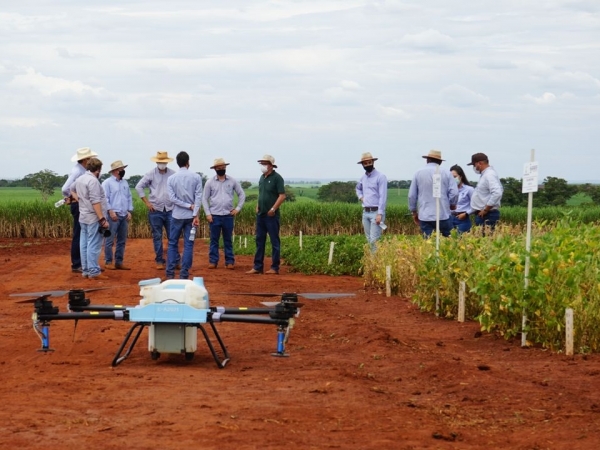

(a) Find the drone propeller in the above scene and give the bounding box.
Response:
[260,301,305,308]
[230,292,355,300]
[11,287,114,304]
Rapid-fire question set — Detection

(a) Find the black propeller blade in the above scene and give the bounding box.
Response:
[229,292,355,300]
[11,287,115,303]
[260,301,305,308]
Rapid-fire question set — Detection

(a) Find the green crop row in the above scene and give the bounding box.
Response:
[363,220,600,353]
[1,198,600,239]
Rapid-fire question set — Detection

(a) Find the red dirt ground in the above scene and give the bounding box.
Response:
[1,238,600,450]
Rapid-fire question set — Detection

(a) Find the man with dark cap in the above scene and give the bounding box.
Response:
[468,152,503,231]
[408,149,458,238]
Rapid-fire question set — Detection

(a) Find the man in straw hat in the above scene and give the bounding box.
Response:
[247,154,286,275]
[102,160,134,270]
[72,157,110,280]
[135,151,179,269]
[202,157,246,269]
[355,152,388,251]
[467,152,503,232]
[166,151,203,280]
[61,147,99,274]
[408,149,458,238]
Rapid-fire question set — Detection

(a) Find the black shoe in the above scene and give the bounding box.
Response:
[72,267,83,273]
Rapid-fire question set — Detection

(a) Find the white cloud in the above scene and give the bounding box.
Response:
[9,68,111,98]
[377,105,410,119]
[478,59,517,70]
[550,71,600,90]
[440,84,490,107]
[56,47,93,60]
[398,29,456,53]
[0,117,58,128]
[525,92,557,104]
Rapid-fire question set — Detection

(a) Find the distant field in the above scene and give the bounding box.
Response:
[0,186,589,209]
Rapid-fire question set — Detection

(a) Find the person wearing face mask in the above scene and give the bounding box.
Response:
[449,164,475,233]
[356,152,388,251]
[135,151,178,269]
[467,153,503,232]
[202,158,246,269]
[61,147,99,274]
[408,150,458,238]
[102,160,134,270]
[247,155,286,275]
[72,157,110,280]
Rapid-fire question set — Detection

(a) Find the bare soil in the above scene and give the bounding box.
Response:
[1,238,600,450]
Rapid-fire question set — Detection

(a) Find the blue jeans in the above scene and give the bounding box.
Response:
[475,210,500,232]
[362,211,384,252]
[209,215,235,265]
[149,210,174,264]
[70,202,81,269]
[253,214,280,272]
[419,218,453,238]
[104,215,129,265]
[167,218,194,279]
[80,221,103,277]
[452,215,472,233]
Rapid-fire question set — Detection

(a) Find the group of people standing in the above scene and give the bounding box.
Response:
[61,148,284,280]
[356,150,503,250]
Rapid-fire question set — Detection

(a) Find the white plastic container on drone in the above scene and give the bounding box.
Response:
[138,277,209,309]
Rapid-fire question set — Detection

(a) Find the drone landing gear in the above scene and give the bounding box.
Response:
[36,322,55,353]
[111,322,231,369]
[271,324,290,357]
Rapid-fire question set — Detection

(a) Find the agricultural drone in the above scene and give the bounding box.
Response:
[11,278,354,368]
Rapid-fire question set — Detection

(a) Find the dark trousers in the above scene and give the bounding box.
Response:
[209,215,235,265]
[253,214,280,272]
[419,218,453,238]
[70,202,81,269]
[475,210,500,232]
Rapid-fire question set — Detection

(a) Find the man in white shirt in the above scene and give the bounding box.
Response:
[468,153,503,232]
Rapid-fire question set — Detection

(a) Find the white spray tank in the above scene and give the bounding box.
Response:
[138,277,209,309]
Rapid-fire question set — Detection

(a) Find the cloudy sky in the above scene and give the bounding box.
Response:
[1,1,599,182]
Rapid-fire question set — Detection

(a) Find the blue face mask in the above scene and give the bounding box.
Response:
[454,176,460,185]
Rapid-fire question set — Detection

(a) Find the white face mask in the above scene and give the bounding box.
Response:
[454,176,461,185]
[260,165,269,174]
[157,163,167,170]
[473,167,481,175]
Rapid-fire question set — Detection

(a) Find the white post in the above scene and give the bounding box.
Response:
[458,281,466,323]
[244,237,247,248]
[299,231,303,250]
[328,242,335,265]
[385,266,391,297]
[521,149,537,347]
[565,308,574,356]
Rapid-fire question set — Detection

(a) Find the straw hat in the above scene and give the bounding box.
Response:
[71,147,98,162]
[210,158,230,169]
[150,151,174,163]
[422,149,444,161]
[357,152,378,164]
[257,154,277,168]
[109,160,128,172]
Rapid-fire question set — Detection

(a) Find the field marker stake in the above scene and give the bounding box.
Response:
[458,281,466,322]
[433,164,441,316]
[565,308,574,356]
[299,231,303,250]
[522,149,537,347]
[244,237,247,248]
[328,241,335,265]
[385,266,391,297]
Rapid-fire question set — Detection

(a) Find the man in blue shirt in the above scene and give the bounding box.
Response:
[102,160,133,270]
[202,157,246,270]
[166,151,203,280]
[355,152,387,252]
[468,152,503,232]
[135,151,178,270]
[61,147,98,273]
[408,150,458,238]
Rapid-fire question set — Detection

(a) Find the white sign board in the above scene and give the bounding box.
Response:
[432,174,441,198]
[522,161,539,193]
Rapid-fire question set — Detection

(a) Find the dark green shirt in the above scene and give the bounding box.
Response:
[258,170,285,215]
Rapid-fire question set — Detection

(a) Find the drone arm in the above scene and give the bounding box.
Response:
[212,306,272,315]
[210,312,288,327]
[36,311,127,322]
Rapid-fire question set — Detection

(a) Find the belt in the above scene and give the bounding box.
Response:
[473,209,498,215]
[452,211,467,216]
[363,207,378,212]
